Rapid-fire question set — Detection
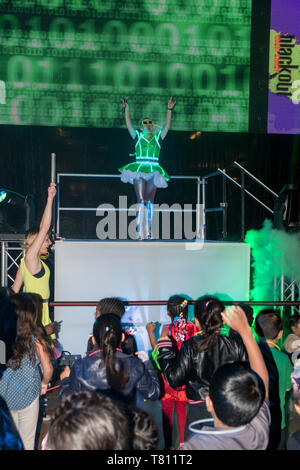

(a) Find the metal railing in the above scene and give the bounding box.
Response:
[56,172,205,240]
[217,161,279,239]
[202,170,228,240]
[55,162,278,242]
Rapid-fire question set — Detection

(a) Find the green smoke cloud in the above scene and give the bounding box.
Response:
[245,219,300,304]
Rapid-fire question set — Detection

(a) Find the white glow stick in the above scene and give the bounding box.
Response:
[51,153,56,183]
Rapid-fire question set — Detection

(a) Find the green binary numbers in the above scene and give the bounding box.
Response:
[0,0,251,131]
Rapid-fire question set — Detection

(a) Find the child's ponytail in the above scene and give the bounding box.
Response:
[193,297,224,353]
[93,314,129,390]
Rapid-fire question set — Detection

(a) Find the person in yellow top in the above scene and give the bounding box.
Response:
[12,183,57,342]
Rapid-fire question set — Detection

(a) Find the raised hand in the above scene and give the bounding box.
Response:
[48,182,56,199]
[120,96,128,110]
[168,96,176,110]
[221,305,250,335]
[146,322,157,334]
[135,350,149,363]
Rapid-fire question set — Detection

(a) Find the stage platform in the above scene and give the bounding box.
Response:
[54,240,250,357]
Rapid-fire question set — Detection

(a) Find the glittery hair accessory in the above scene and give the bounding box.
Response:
[181,299,188,309]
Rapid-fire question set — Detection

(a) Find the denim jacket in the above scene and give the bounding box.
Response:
[59,349,160,404]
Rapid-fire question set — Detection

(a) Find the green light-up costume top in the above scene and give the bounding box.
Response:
[119,129,170,188]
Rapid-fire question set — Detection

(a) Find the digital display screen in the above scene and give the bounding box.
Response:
[268,0,300,134]
[0,0,252,132]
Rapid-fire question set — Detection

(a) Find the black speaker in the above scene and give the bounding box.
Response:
[274,184,300,231]
[0,191,35,233]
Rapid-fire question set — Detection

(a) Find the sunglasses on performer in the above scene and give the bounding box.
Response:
[142,120,152,125]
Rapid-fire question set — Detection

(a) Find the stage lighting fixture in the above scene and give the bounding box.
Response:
[190,131,202,140]
[273,184,300,231]
[0,188,35,233]
[0,190,7,203]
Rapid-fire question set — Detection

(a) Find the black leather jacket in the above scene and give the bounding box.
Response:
[157,332,248,402]
[59,349,160,404]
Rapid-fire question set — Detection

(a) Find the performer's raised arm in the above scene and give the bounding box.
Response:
[121,97,136,139]
[12,183,56,293]
[12,183,58,344]
[25,183,56,276]
[161,97,176,140]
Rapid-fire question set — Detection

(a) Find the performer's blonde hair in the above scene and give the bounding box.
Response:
[21,229,39,252]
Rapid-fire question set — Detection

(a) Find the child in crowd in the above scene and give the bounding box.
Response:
[183,306,270,450]
[0,293,53,450]
[59,313,160,405]
[86,297,137,355]
[254,309,293,450]
[157,299,248,438]
[284,314,300,356]
[46,390,131,450]
[146,296,197,450]
[44,390,159,450]
[0,395,24,450]
[12,184,57,349]
[123,404,160,450]
[286,359,300,449]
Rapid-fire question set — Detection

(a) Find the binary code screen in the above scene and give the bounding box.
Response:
[0,0,252,132]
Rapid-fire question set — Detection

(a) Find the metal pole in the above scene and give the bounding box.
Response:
[273,276,278,303]
[51,153,56,240]
[234,161,279,198]
[241,169,245,240]
[196,177,201,240]
[217,169,274,214]
[56,173,60,238]
[1,241,7,287]
[202,178,206,240]
[292,280,296,316]
[281,273,285,319]
[51,153,56,184]
[57,173,201,180]
[221,170,228,240]
[60,207,196,212]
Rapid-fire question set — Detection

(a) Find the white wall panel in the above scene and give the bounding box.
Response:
[54,241,250,356]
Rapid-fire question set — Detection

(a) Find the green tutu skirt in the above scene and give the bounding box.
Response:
[119,161,170,188]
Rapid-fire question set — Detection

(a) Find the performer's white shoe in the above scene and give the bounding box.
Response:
[136,202,145,240]
[145,201,154,240]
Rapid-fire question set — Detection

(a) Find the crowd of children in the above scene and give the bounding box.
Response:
[1,286,300,451]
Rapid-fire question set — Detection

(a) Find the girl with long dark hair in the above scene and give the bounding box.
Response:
[157,297,248,437]
[147,296,197,449]
[0,293,53,450]
[59,313,160,404]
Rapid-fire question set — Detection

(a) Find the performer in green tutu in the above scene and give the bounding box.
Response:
[119,96,176,239]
